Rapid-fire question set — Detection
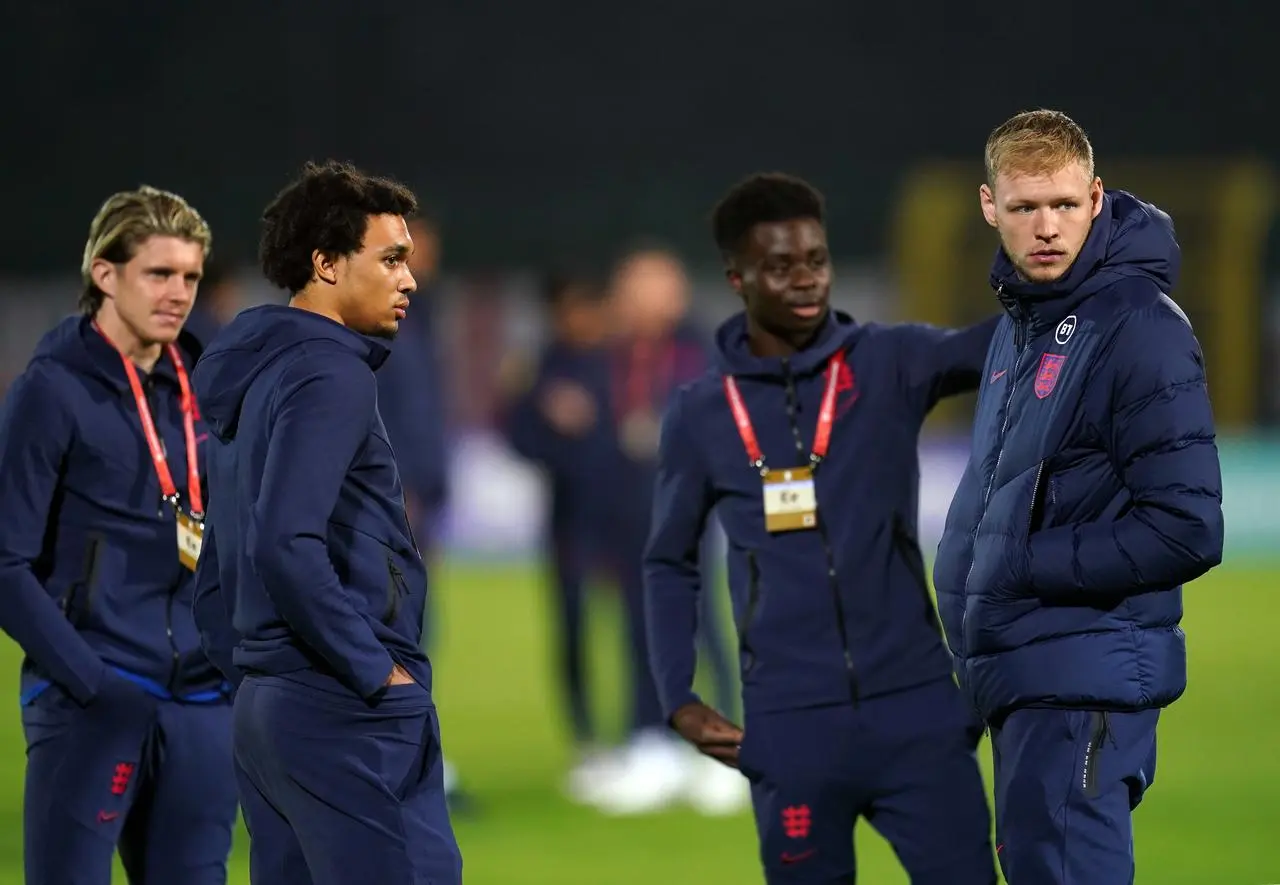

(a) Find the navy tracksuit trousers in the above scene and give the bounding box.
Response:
[738,677,996,885]
[21,678,236,885]
[990,707,1160,885]
[233,673,462,885]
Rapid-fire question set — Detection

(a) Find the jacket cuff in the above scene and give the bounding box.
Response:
[662,690,704,726]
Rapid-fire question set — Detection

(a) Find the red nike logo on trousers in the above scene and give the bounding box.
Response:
[780,849,815,864]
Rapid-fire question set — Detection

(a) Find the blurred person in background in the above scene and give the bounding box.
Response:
[372,213,468,806]
[500,256,746,817]
[934,109,1224,885]
[0,187,236,884]
[191,160,461,885]
[592,247,744,816]
[499,268,614,798]
[183,258,246,348]
[645,173,999,884]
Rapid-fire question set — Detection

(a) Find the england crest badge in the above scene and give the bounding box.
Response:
[1034,353,1066,399]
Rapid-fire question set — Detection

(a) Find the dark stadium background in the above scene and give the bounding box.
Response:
[0,3,1275,882]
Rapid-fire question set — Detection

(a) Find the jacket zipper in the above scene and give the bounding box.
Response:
[382,436,423,560]
[1029,460,1046,531]
[165,582,181,693]
[402,507,421,558]
[738,551,763,677]
[781,358,858,704]
[62,534,104,627]
[1081,710,1109,798]
[385,557,407,624]
[962,289,1030,637]
[146,377,184,695]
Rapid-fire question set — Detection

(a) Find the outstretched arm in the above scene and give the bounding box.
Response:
[896,316,1002,413]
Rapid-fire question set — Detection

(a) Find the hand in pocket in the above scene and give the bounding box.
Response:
[384,664,415,687]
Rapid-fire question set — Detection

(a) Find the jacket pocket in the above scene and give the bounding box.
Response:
[1080,710,1109,798]
[61,534,104,628]
[384,557,407,625]
[892,515,940,632]
[737,551,764,678]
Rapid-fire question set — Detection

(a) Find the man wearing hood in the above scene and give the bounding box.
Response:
[934,110,1224,885]
[0,186,236,884]
[190,161,461,885]
[644,172,1000,884]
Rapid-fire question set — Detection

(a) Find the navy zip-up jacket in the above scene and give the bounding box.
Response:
[0,316,225,706]
[644,309,998,717]
[933,191,1224,723]
[190,305,431,700]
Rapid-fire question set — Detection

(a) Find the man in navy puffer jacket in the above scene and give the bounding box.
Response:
[934,110,1224,885]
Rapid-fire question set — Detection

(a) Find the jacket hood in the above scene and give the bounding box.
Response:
[31,315,202,390]
[990,190,1181,330]
[191,305,389,442]
[714,309,860,379]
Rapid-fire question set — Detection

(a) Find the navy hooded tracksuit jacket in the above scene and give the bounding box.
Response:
[644,310,1001,884]
[0,316,225,704]
[644,309,998,719]
[190,305,431,698]
[933,190,1225,724]
[191,305,460,883]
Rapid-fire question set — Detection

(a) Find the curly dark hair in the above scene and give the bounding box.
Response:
[259,160,419,294]
[710,172,825,259]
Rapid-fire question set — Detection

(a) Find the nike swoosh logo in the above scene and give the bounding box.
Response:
[780,850,815,865]
[97,811,120,823]
[989,369,1007,383]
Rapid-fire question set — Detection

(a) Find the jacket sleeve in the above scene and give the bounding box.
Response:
[192,518,242,688]
[1029,305,1224,598]
[249,350,396,698]
[0,367,107,705]
[643,388,715,720]
[896,316,1001,413]
[500,373,559,466]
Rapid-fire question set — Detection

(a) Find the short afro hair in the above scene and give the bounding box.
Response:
[259,160,418,294]
[711,172,825,259]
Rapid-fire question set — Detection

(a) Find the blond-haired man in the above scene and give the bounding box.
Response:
[934,110,1224,884]
[0,186,236,884]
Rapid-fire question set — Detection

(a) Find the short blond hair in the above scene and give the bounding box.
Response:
[984,109,1094,186]
[79,185,212,314]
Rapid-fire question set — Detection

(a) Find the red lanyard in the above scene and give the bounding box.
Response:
[722,352,844,475]
[613,337,676,421]
[93,323,203,517]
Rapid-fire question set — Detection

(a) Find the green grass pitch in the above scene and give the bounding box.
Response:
[0,559,1273,884]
